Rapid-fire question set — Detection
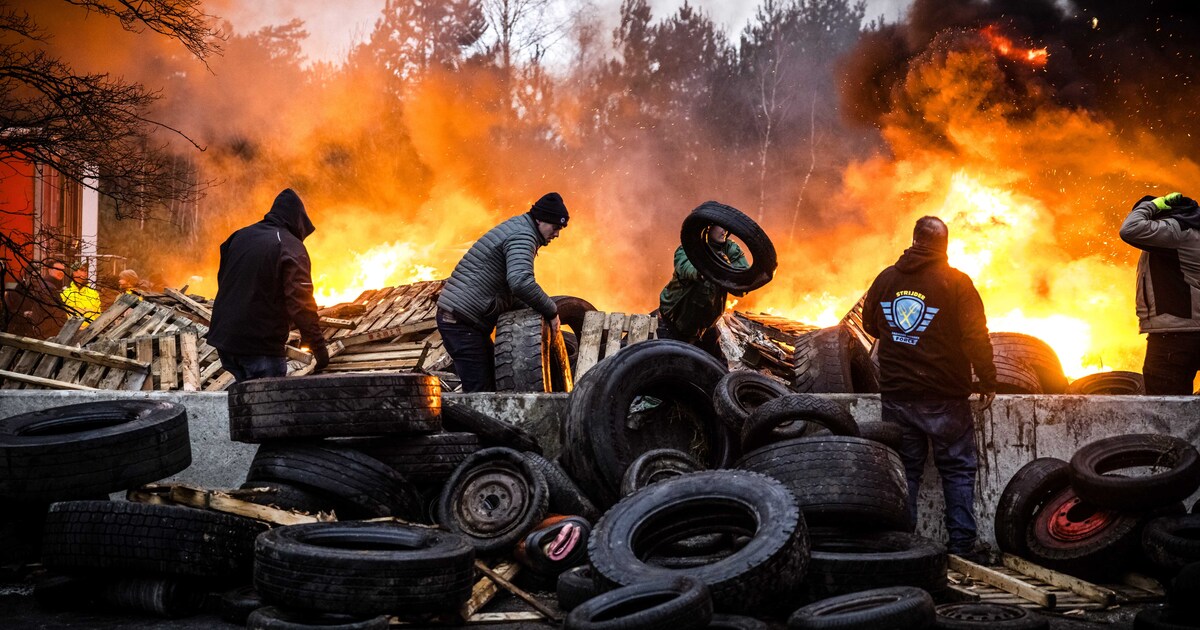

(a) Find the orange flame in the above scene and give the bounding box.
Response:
[980,25,1048,66]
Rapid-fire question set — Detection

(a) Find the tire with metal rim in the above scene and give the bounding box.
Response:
[246,606,390,630]
[993,458,1070,557]
[680,201,776,293]
[712,370,790,433]
[1023,483,1141,579]
[0,400,190,501]
[437,447,549,554]
[788,586,935,630]
[254,521,475,616]
[524,452,600,521]
[564,576,713,630]
[933,602,1047,629]
[1069,434,1200,511]
[589,470,808,615]
[228,372,441,442]
[741,394,858,453]
[619,448,704,497]
[1065,371,1144,395]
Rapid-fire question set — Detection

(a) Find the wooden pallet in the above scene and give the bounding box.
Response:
[96,330,233,391]
[318,280,447,372]
[574,311,658,378]
[0,330,150,390]
[947,553,1162,610]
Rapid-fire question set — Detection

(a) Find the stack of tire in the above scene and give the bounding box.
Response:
[978,333,1068,395]
[790,323,880,394]
[1,400,261,618]
[995,434,1200,584]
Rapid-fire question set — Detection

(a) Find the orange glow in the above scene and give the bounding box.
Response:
[980,25,1048,67]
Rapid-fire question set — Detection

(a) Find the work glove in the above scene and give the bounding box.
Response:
[310,341,330,371]
[1153,192,1191,211]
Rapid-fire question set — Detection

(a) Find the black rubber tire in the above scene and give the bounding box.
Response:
[334,432,482,486]
[552,295,597,337]
[42,500,264,579]
[788,586,935,630]
[741,394,859,453]
[228,373,441,442]
[100,576,206,618]
[219,585,263,625]
[246,606,391,630]
[804,529,948,600]
[246,443,422,520]
[495,307,571,393]
[680,201,776,293]
[993,458,1070,557]
[858,421,904,453]
[712,370,791,433]
[988,355,1043,394]
[737,436,909,531]
[619,448,704,498]
[1168,561,1200,617]
[989,333,1068,394]
[1065,371,1145,395]
[1133,606,1199,630]
[1143,515,1200,572]
[1069,434,1200,511]
[1022,483,1143,579]
[589,470,808,615]
[708,614,769,629]
[524,452,600,521]
[557,565,602,612]
[564,576,713,630]
[437,447,549,554]
[791,325,880,394]
[933,602,1048,629]
[253,521,475,616]
[560,339,735,508]
[238,481,337,515]
[441,402,542,454]
[0,400,190,501]
[519,515,592,576]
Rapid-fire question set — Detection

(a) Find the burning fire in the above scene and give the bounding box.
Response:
[312,241,440,307]
[980,25,1048,67]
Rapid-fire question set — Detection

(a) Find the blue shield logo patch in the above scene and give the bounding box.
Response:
[892,295,926,335]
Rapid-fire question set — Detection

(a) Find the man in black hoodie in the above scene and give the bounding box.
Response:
[208,189,328,382]
[862,216,997,561]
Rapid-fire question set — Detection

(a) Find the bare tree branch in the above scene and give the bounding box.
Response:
[60,0,224,64]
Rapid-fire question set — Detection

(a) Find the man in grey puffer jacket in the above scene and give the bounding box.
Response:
[436,193,567,392]
[1119,192,1200,394]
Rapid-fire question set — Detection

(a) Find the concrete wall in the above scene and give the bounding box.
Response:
[2,390,1197,549]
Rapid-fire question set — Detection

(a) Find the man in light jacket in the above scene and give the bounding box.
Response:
[436,193,567,392]
[1119,192,1200,394]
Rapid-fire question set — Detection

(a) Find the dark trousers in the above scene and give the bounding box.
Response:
[655,313,723,360]
[1144,332,1200,395]
[437,308,495,393]
[217,350,287,383]
[882,398,978,554]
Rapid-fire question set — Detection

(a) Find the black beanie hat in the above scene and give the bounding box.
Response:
[529,192,569,227]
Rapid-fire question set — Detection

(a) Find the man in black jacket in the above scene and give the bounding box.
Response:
[208,189,328,382]
[863,216,997,561]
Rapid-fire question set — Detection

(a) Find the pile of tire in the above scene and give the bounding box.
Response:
[976,333,1068,395]
[0,400,258,618]
[995,434,1200,582]
[494,296,595,392]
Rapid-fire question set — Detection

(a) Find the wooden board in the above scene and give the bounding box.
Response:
[574,311,659,379]
[947,554,1127,610]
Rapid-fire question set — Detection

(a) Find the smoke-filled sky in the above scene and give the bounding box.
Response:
[218,0,914,65]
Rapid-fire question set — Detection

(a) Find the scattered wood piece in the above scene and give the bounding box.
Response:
[1001,554,1116,607]
[461,561,520,620]
[164,287,213,322]
[949,554,1055,609]
[472,559,561,624]
[128,483,335,526]
[319,316,356,329]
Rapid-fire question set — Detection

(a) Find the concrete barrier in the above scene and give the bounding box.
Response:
[2,390,1197,548]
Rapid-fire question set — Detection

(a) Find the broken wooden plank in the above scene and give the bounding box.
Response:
[71,293,139,345]
[0,332,150,372]
[949,555,1055,609]
[472,559,561,623]
[574,310,606,378]
[158,336,178,390]
[1001,553,1116,607]
[460,561,520,620]
[319,316,355,330]
[135,337,155,391]
[627,314,652,344]
[180,331,200,391]
[164,287,213,322]
[204,371,236,391]
[91,301,156,342]
[0,369,96,390]
[603,312,626,359]
[339,321,439,347]
[167,484,333,526]
[322,359,420,371]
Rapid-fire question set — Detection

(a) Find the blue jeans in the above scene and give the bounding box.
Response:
[217,351,287,383]
[436,308,495,393]
[882,398,978,554]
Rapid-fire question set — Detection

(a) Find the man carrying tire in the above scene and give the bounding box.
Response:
[657,226,748,357]
[208,188,328,382]
[1119,192,1200,395]
[436,193,567,392]
[862,216,997,562]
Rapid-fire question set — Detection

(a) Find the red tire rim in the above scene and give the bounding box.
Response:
[1038,487,1116,543]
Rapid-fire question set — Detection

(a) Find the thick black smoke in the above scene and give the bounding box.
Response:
[842,0,1200,155]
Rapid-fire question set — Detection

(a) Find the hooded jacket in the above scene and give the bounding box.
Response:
[1118,196,1200,333]
[658,240,748,338]
[207,189,323,356]
[862,245,997,399]
[436,213,558,329]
